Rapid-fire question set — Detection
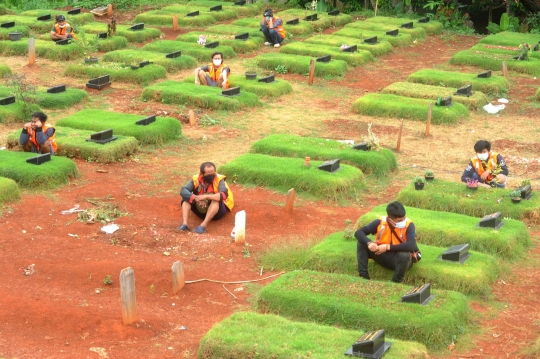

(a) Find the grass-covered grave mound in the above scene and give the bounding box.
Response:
[334,28,414,47]
[0,85,88,110]
[279,42,373,67]
[219,154,365,200]
[0,38,83,60]
[478,31,540,47]
[182,75,293,98]
[55,109,181,145]
[450,50,540,76]
[304,34,394,57]
[198,312,429,359]
[0,177,20,204]
[344,21,427,40]
[141,81,261,111]
[255,53,348,77]
[406,69,509,96]
[259,231,499,295]
[356,204,532,260]
[0,101,40,124]
[250,134,397,177]
[205,24,265,39]
[0,64,11,77]
[0,151,78,188]
[535,87,540,102]
[397,178,540,220]
[0,12,93,32]
[353,93,469,124]
[6,127,138,163]
[134,5,238,27]
[365,16,444,35]
[254,270,471,349]
[186,1,262,17]
[142,40,236,62]
[232,17,316,37]
[381,82,489,110]
[469,43,540,60]
[64,63,167,85]
[0,24,30,40]
[81,23,161,43]
[101,49,197,73]
[176,32,262,53]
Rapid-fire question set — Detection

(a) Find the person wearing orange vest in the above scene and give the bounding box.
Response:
[178,162,234,234]
[194,52,230,90]
[50,15,75,41]
[355,201,419,283]
[20,111,57,155]
[260,9,286,48]
[461,140,508,189]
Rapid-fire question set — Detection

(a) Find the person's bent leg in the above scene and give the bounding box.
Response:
[22,142,34,152]
[356,231,372,279]
[200,200,227,228]
[198,70,209,86]
[268,29,282,44]
[392,252,412,283]
[40,141,52,154]
[261,27,273,44]
[494,174,507,189]
[181,200,192,225]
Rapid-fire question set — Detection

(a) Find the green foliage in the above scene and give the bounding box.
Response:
[218,154,365,201]
[345,21,427,40]
[198,312,429,359]
[304,35,394,57]
[256,53,348,77]
[187,1,262,17]
[0,38,84,60]
[425,169,434,176]
[37,88,88,109]
[274,64,288,74]
[250,134,397,177]
[365,16,444,35]
[0,177,20,205]
[450,50,540,76]
[0,64,11,77]
[3,72,38,118]
[415,176,426,184]
[64,63,167,86]
[526,12,540,33]
[279,42,374,67]
[353,93,469,125]
[142,40,237,61]
[56,109,182,145]
[334,28,414,47]
[0,101,40,124]
[500,12,509,31]
[102,275,113,285]
[176,32,262,53]
[509,189,522,198]
[254,270,472,349]
[535,87,540,102]
[102,49,197,73]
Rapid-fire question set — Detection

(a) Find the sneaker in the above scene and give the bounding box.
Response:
[193,225,206,234]
[176,224,190,232]
[274,43,280,48]
[264,42,272,46]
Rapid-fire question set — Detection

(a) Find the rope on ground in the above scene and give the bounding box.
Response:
[185,271,285,284]
[222,284,238,300]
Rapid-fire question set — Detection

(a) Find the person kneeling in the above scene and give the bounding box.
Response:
[461,139,508,189]
[355,201,419,283]
[260,8,286,48]
[194,52,230,90]
[20,111,57,155]
[177,162,234,234]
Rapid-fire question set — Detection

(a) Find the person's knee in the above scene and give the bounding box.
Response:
[396,251,411,264]
[496,174,507,184]
[40,142,52,154]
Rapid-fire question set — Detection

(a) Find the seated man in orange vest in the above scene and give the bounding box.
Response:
[355,201,419,283]
[19,111,57,155]
[50,15,75,41]
[194,52,230,90]
[177,162,234,234]
[260,8,286,48]
[461,140,508,188]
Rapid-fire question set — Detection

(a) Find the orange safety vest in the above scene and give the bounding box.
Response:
[28,123,57,153]
[262,16,286,39]
[471,151,499,182]
[54,22,76,38]
[375,216,412,245]
[192,173,234,211]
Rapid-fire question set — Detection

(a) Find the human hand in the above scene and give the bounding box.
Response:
[195,80,200,85]
[34,120,42,128]
[480,171,490,181]
[479,183,491,188]
[367,242,378,252]
[375,244,389,255]
[23,122,31,130]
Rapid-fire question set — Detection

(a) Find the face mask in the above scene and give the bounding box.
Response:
[203,174,215,183]
[213,59,222,66]
[477,152,489,161]
[58,24,65,28]
[394,220,407,229]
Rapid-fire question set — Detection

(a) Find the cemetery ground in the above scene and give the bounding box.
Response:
[1,16,540,359]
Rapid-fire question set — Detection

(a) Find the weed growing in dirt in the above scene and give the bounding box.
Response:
[343,219,354,240]
[78,196,125,224]
[150,284,155,294]
[103,275,113,285]
[274,65,288,74]
[200,115,221,127]
[4,73,38,118]
[243,247,251,258]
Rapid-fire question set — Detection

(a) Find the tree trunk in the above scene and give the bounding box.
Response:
[487,3,492,34]
[364,0,370,9]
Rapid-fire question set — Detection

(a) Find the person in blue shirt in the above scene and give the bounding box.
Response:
[461,140,508,188]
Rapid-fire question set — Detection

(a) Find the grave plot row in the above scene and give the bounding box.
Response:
[0,86,88,109]
[365,16,444,35]
[186,0,262,17]
[276,9,353,29]
[255,53,348,77]
[304,34,394,57]
[34,32,129,53]
[205,24,264,40]
[250,134,397,178]
[231,15,324,37]
[6,126,139,163]
[142,81,261,111]
[134,4,243,27]
[357,204,532,260]
[406,69,509,96]
[254,270,471,349]
[397,178,540,220]
[259,231,499,295]
[64,63,167,85]
[279,42,374,67]
[381,82,489,110]
[345,21,427,40]
[450,49,540,76]
[479,30,540,48]
[102,49,197,73]
[0,12,93,32]
[81,23,161,43]
[198,312,429,359]
[142,40,237,61]
[0,38,83,60]
[218,153,365,201]
[470,43,540,60]
[0,177,20,205]
[0,24,30,40]
[334,27,414,47]
[353,93,469,124]
[0,151,78,189]
[182,75,293,99]
[176,32,263,53]
[0,101,40,123]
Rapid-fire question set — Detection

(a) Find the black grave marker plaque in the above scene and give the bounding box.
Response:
[139,60,151,68]
[86,75,111,90]
[235,32,249,40]
[0,21,15,28]
[318,159,340,173]
[304,14,317,21]
[209,5,222,11]
[477,70,491,78]
[328,9,339,16]
[204,41,219,48]
[418,17,429,23]
[440,243,470,263]
[166,50,181,58]
[477,212,503,229]
[56,39,71,45]
[221,86,240,96]
[86,129,117,144]
[401,22,413,28]
[364,36,377,44]
[67,8,81,15]
[97,32,108,39]
[386,29,399,36]
[26,153,51,165]
[0,96,16,106]
[258,74,275,83]
[286,18,299,25]
[37,14,52,21]
[136,115,156,126]
[234,0,246,5]
[47,84,66,93]
[316,55,331,63]
[401,283,434,305]
[454,84,472,97]
[437,96,452,107]
[129,23,144,31]
[187,11,200,17]
[344,329,391,358]
[353,142,369,151]
[517,184,532,200]
[343,44,357,52]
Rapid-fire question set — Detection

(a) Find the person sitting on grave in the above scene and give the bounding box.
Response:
[193,52,230,90]
[177,162,234,234]
[461,140,508,189]
[355,201,420,283]
[50,15,75,41]
[19,111,57,155]
[260,8,286,48]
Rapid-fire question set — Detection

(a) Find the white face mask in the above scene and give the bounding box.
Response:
[213,59,222,66]
[394,220,407,229]
[477,152,489,161]
[58,24,65,28]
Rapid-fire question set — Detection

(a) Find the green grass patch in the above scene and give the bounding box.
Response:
[198,312,429,359]
[19,10,94,25]
[345,21,427,40]
[37,32,128,51]
[176,32,262,53]
[334,27,413,47]
[218,153,365,200]
[259,231,499,295]
[381,82,489,110]
[0,13,92,32]
[0,177,20,205]
[479,31,540,47]
[256,53,348,77]
[280,41,373,67]
[81,23,161,43]
[365,16,444,35]
[183,74,293,98]
[0,24,30,40]
[535,87,540,102]
[0,102,40,124]
[396,178,540,221]
[142,81,261,111]
[142,40,236,61]
[205,24,264,38]
[0,64,11,77]
[470,43,540,60]
[187,1,262,16]
[254,270,471,349]
[277,10,334,31]
[134,11,216,27]
[64,63,167,85]
[406,69,509,96]
[449,50,540,76]
[0,86,87,110]
[353,93,468,124]
[231,17,315,37]
[250,134,397,177]
[158,5,239,21]
[356,204,532,260]
[101,49,197,73]
[304,34,394,57]
[0,38,83,60]
[0,151,78,188]
[55,109,181,145]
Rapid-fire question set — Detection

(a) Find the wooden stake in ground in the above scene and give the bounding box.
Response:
[285,188,295,214]
[396,119,404,152]
[425,102,433,137]
[374,0,379,16]
[28,38,36,66]
[189,109,196,127]
[120,267,137,324]
[308,60,315,85]
[172,16,178,31]
[107,4,113,17]
[502,61,508,77]
[234,210,246,244]
[171,261,185,294]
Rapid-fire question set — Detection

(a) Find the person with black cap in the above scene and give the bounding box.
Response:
[20,111,57,155]
[50,14,75,41]
[260,8,286,48]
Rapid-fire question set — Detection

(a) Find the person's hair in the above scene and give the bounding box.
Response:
[264,8,273,17]
[386,201,406,218]
[200,162,216,174]
[32,111,48,123]
[211,52,224,61]
[474,140,491,153]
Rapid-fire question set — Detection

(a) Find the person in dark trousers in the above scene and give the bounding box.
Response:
[260,8,286,48]
[461,140,508,188]
[20,111,57,154]
[355,201,419,283]
[177,162,234,234]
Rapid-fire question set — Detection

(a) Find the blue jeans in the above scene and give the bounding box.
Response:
[261,26,283,45]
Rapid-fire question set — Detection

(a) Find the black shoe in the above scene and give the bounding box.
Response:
[176,224,190,232]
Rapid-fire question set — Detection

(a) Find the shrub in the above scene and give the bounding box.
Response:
[256,53,348,77]
[365,16,444,35]
[406,69,509,95]
[142,40,237,61]
[279,42,374,67]
[334,28,414,47]
[469,44,540,60]
[450,50,540,76]
[102,49,197,73]
[64,63,167,86]
[304,34,394,57]
[0,177,20,204]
